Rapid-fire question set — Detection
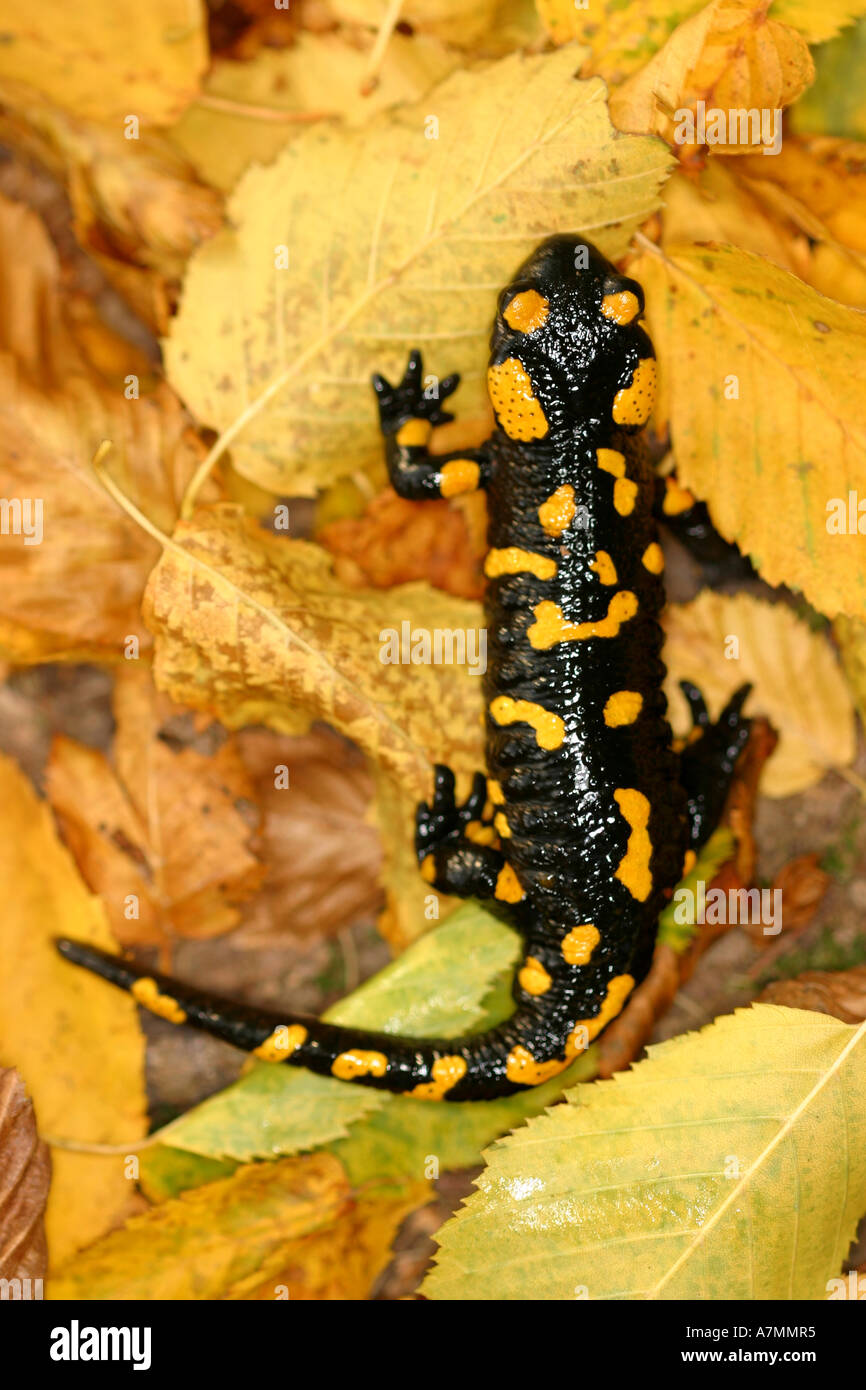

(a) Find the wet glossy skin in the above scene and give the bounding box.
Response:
[56,236,750,1101]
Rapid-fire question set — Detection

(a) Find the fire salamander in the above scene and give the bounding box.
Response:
[57,235,751,1101]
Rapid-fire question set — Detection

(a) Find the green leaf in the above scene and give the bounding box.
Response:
[158,903,525,1161]
[424,1006,866,1300]
[791,16,866,137]
[657,826,736,953]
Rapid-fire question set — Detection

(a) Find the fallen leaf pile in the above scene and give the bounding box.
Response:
[0,0,865,1305]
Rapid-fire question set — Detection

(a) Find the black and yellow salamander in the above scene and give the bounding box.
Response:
[57,235,751,1101]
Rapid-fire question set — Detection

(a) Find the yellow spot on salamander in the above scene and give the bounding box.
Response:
[396,417,432,447]
[493,811,511,839]
[528,592,638,650]
[253,1024,308,1063]
[561,924,600,966]
[566,974,635,1054]
[439,458,480,498]
[538,484,576,537]
[487,778,505,805]
[682,849,697,877]
[589,550,617,585]
[484,547,557,581]
[487,358,549,441]
[490,695,565,750]
[600,290,641,325]
[614,477,638,516]
[503,289,550,334]
[518,956,552,996]
[642,541,664,573]
[409,1054,467,1101]
[613,789,653,902]
[662,477,695,515]
[604,690,643,727]
[505,1045,568,1087]
[597,448,626,477]
[495,863,525,903]
[130,977,187,1025]
[613,358,657,426]
[420,854,437,884]
[332,1049,388,1081]
[465,819,497,846]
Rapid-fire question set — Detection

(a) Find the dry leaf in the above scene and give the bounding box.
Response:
[145,505,485,801]
[759,966,866,1021]
[0,0,208,126]
[610,0,813,145]
[49,1152,352,1301]
[0,1069,49,1284]
[318,486,486,599]
[233,726,383,944]
[633,241,866,622]
[165,45,672,496]
[46,666,263,947]
[663,592,856,796]
[0,194,212,662]
[0,753,146,1267]
[538,0,865,79]
[242,1178,431,1300]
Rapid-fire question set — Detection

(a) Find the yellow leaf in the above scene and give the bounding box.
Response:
[538,0,866,77]
[610,0,813,147]
[170,32,460,194]
[144,505,485,801]
[240,1178,431,1300]
[729,137,866,308]
[165,45,672,498]
[663,592,856,796]
[46,667,263,946]
[660,162,811,277]
[0,0,208,125]
[632,241,866,621]
[424,1006,866,1300]
[0,754,146,1267]
[0,194,211,662]
[833,613,866,728]
[49,1153,352,1300]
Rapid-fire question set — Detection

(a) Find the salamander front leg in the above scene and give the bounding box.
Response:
[372,349,490,500]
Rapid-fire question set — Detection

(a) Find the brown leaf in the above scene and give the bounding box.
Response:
[318,486,486,600]
[759,966,866,1024]
[0,1069,49,1284]
[0,194,214,662]
[46,666,263,947]
[233,726,383,944]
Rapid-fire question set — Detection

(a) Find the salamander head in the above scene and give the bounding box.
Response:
[488,234,656,439]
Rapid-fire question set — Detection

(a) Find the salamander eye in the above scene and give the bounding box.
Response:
[500,286,550,334]
[599,277,644,326]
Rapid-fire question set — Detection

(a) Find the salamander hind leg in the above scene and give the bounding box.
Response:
[678,682,752,849]
[415,765,512,900]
